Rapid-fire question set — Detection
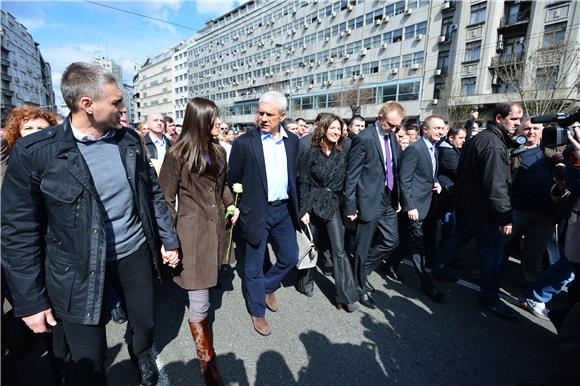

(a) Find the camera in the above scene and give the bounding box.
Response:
[531,112,580,147]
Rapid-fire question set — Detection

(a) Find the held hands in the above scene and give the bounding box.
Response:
[23,308,57,333]
[407,209,419,221]
[346,213,358,221]
[499,223,513,236]
[301,212,310,225]
[161,245,180,268]
[226,205,240,225]
[433,183,442,194]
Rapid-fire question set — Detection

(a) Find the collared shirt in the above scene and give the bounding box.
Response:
[422,136,437,178]
[261,126,289,202]
[375,122,392,171]
[151,134,167,160]
[70,125,116,143]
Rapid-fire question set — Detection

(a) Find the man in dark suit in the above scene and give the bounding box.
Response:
[228,91,300,336]
[399,115,445,302]
[344,101,404,309]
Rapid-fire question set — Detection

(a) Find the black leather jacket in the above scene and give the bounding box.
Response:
[1,119,179,325]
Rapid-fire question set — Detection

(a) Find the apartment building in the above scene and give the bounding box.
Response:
[1,10,55,122]
[92,57,123,87]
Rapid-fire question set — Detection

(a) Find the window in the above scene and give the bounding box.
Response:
[433,82,444,99]
[536,66,559,90]
[441,16,454,40]
[543,22,566,48]
[437,51,449,73]
[461,77,477,96]
[381,85,397,102]
[502,36,525,62]
[398,82,420,101]
[314,94,328,109]
[465,41,481,62]
[469,2,487,25]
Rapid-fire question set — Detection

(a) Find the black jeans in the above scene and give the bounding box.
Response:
[355,189,399,294]
[60,242,155,385]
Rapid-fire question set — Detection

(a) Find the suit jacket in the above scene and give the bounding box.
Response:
[399,138,439,220]
[227,127,300,245]
[344,124,401,222]
[144,133,173,160]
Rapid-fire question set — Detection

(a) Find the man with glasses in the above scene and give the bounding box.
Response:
[344,101,404,308]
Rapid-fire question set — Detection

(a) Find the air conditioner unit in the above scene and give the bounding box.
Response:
[269,72,273,77]
[288,30,293,36]
[292,8,297,14]
[327,80,332,85]
[375,19,382,26]
[266,21,270,26]
[317,17,322,24]
[438,35,446,43]
[331,11,337,17]
[292,28,297,34]
[346,29,352,35]
[434,68,442,76]
[390,68,398,75]
[317,60,321,66]
[308,84,313,89]
[492,74,499,85]
[340,31,345,37]
[347,4,353,11]
[352,75,358,81]
[310,62,314,68]
[411,63,420,70]
[329,57,334,63]
[404,8,413,16]
[286,69,291,74]
[442,2,451,10]
[432,98,439,105]
[325,36,330,42]
[304,23,309,29]
[383,16,390,23]
[343,53,350,59]
[360,49,367,56]
[359,74,365,79]
[415,34,423,41]
[382,43,389,49]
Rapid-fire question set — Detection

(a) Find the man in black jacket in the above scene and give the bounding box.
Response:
[456,101,523,320]
[1,62,180,385]
[344,101,403,308]
[143,112,173,160]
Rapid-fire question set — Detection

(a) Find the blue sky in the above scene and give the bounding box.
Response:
[3,0,241,105]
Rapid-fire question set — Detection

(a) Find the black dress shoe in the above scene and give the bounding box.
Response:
[138,355,159,386]
[384,266,403,282]
[479,299,517,321]
[110,305,127,324]
[421,286,445,303]
[363,281,375,293]
[431,269,459,282]
[359,293,376,309]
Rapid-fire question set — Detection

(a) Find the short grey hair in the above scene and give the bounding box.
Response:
[259,91,287,113]
[61,62,118,113]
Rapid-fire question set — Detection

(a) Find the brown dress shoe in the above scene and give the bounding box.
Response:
[251,316,271,336]
[188,319,225,386]
[265,292,279,312]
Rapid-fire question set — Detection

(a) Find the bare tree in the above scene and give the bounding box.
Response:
[492,39,580,115]
[433,75,475,127]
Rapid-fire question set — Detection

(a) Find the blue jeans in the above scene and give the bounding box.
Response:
[433,211,472,273]
[526,257,575,303]
[244,202,298,317]
[469,216,509,304]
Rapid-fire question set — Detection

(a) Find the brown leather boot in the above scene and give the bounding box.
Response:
[188,319,225,386]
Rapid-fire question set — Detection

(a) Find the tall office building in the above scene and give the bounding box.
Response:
[1,10,55,122]
[92,57,123,87]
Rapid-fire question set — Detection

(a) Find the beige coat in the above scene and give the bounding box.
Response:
[159,149,234,290]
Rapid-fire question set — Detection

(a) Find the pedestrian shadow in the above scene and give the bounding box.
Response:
[255,351,296,386]
[154,280,188,354]
[105,343,140,385]
[160,352,249,386]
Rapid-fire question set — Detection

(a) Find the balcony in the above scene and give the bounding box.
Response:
[0,59,9,66]
[1,74,12,82]
[2,89,14,96]
[441,1,456,13]
[490,53,524,68]
[499,11,530,30]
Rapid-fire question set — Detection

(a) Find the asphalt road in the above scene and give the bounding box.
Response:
[4,242,561,386]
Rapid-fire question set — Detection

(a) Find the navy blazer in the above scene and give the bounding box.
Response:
[343,125,401,222]
[227,127,300,245]
[399,138,439,220]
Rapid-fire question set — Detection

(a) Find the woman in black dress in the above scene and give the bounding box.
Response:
[299,113,359,312]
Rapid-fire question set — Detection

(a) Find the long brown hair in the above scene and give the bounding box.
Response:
[311,113,345,154]
[170,98,225,175]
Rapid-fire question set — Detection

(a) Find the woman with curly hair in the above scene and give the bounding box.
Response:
[299,113,359,312]
[1,106,57,184]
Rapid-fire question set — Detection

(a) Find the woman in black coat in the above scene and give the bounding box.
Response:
[299,113,359,312]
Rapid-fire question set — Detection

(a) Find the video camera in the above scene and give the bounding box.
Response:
[531,111,580,147]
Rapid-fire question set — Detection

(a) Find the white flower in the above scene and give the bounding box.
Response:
[233,183,244,194]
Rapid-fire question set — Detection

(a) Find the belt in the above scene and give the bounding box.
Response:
[268,199,288,207]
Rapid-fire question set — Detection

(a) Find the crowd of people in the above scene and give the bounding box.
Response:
[1,62,579,386]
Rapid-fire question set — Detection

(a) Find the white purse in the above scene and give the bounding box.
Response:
[296,223,318,270]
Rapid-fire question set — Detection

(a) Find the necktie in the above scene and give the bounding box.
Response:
[384,135,394,190]
[429,145,436,178]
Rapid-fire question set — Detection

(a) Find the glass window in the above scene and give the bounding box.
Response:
[437,51,449,73]
[465,41,481,62]
[404,25,416,40]
[469,2,487,25]
[328,92,341,107]
[314,94,328,108]
[392,29,403,43]
[398,82,420,101]
[359,88,376,105]
[301,96,313,110]
[461,77,477,96]
[401,53,413,68]
[543,22,566,48]
[381,85,397,102]
[536,66,559,90]
[416,21,427,35]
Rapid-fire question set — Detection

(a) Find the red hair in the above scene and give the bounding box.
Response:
[4,106,57,150]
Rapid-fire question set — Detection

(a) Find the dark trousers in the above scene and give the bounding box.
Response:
[296,220,332,295]
[60,243,155,385]
[297,212,359,305]
[355,189,399,294]
[244,202,298,317]
[401,217,436,289]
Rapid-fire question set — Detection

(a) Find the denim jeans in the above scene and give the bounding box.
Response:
[526,257,575,303]
[468,216,509,304]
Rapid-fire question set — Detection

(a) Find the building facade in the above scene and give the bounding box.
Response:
[184,0,579,126]
[92,57,123,87]
[1,10,55,123]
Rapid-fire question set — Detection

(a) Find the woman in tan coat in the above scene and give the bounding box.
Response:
[159,98,238,386]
